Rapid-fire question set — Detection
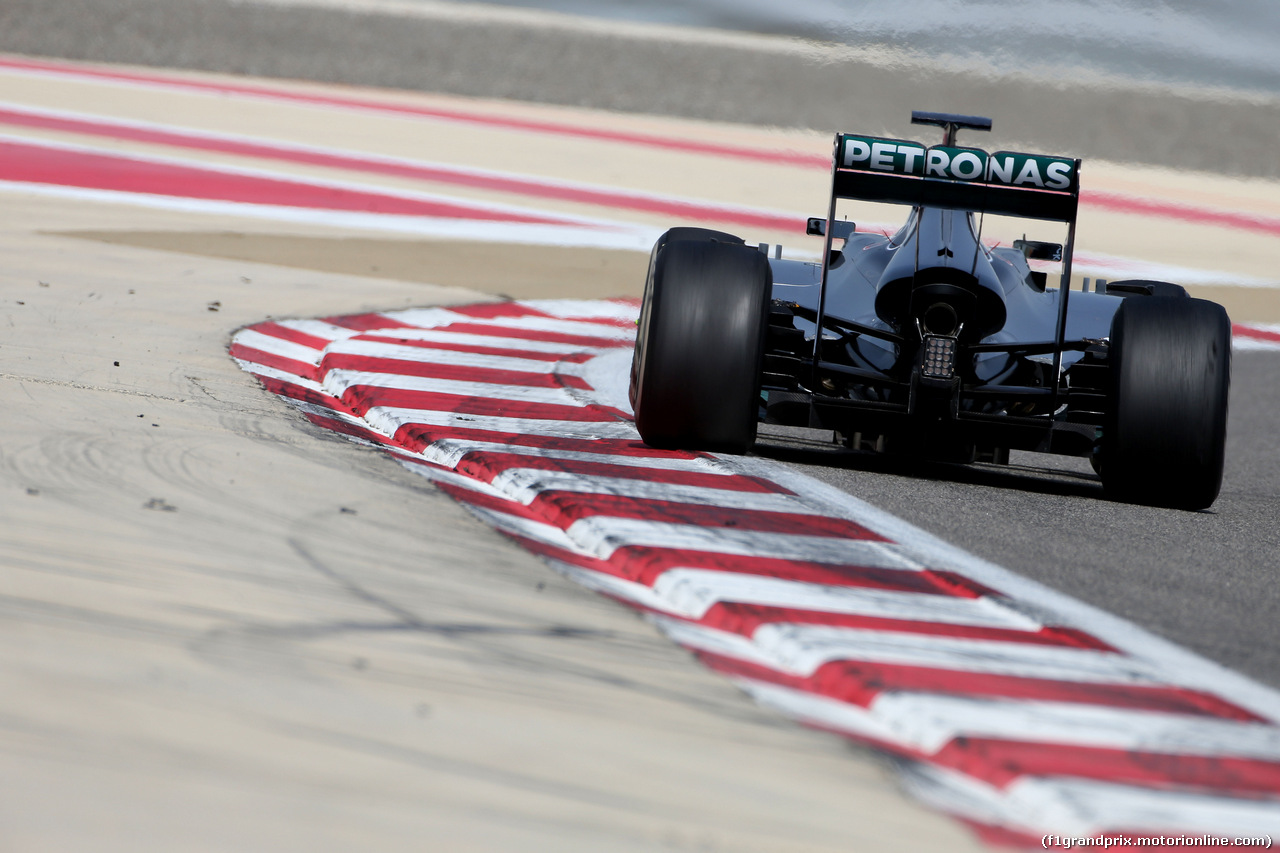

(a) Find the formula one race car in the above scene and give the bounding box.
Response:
[629,111,1231,510]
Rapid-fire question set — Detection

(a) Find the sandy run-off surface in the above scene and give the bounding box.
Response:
[1,42,1279,853]
[0,56,986,853]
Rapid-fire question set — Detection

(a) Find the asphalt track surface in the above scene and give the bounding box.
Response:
[2,2,1280,849]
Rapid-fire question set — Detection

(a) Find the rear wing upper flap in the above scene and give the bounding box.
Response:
[831,132,1081,223]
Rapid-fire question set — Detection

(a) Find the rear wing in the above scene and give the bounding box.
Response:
[831,133,1081,223]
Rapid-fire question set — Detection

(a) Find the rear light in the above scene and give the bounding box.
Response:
[921,335,957,380]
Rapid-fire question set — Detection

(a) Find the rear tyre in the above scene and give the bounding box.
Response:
[630,228,746,408]
[1101,296,1231,509]
[630,237,771,453]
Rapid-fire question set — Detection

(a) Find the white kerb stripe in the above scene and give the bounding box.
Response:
[287,399,385,433]
[362,406,639,441]
[546,560,681,612]
[658,617,1166,684]
[319,370,594,406]
[458,502,594,556]
[389,455,518,500]
[999,775,1280,836]
[372,307,477,330]
[751,622,1168,684]
[232,329,324,362]
[273,318,367,341]
[651,568,1042,629]
[324,338,570,373]
[1236,339,1280,351]
[738,677,1280,761]
[421,437,730,472]
[332,326,618,355]
[563,517,923,569]
[872,691,1280,760]
[490,469,809,511]
[458,315,637,340]
[234,361,326,394]
[516,299,640,323]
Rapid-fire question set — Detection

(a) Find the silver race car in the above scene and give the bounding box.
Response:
[630,111,1231,510]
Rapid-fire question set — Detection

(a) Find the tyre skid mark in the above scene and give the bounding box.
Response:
[233,300,1280,846]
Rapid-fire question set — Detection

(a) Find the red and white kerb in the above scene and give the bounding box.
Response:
[232,299,1280,850]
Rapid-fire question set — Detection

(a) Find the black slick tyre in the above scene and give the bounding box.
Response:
[1101,296,1231,509]
[630,228,745,408]
[630,237,771,453]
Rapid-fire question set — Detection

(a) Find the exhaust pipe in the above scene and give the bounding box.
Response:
[922,301,960,337]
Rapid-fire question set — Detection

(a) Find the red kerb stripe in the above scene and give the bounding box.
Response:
[453,450,788,494]
[244,321,336,350]
[339,386,618,421]
[8,59,1280,240]
[698,652,1266,722]
[249,373,347,412]
[317,352,587,389]
[0,57,827,168]
[1235,324,1280,343]
[0,139,572,223]
[440,321,631,349]
[699,602,1110,649]
[301,410,395,446]
[528,491,882,539]
[229,343,319,380]
[447,302,560,319]
[1086,190,1280,239]
[0,105,797,233]
[321,313,416,331]
[507,533,948,594]
[393,424,686,458]
[932,737,1280,795]
[355,333,598,363]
